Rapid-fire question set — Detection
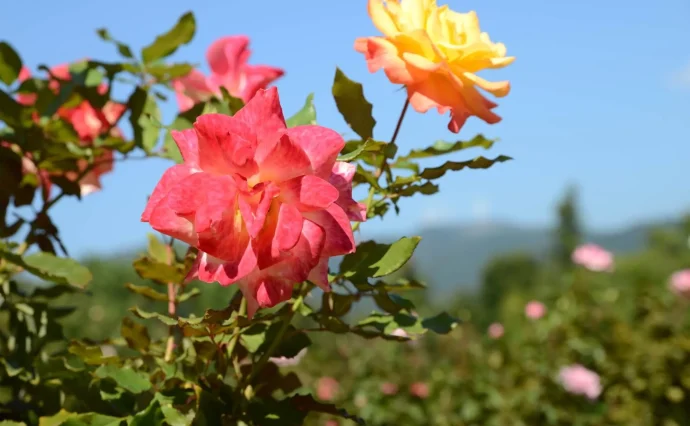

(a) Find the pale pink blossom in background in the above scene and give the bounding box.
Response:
[317,377,339,401]
[390,328,408,338]
[269,348,307,367]
[174,36,284,111]
[558,364,602,399]
[488,322,504,339]
[409,382,430,399]
[669,269,690,298]
[572,243,614,272]
[380,382,399,395]
[324,421,339,426]
[525,301,546,320]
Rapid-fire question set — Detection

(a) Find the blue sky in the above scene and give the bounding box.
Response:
[3,0,689,259]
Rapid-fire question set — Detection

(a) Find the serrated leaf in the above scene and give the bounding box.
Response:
[128,87,161,152]
[420,155,512,180]
[132,256,184,284]
[121,317,151,351]
[177,287,200,303]
[241,323,268,353]
[141,12,196,64]
[397,181,439,197]
[130,306,177,326]
[147,233,172,264]
[286,93,316,127]
[0,42,22,85]
[0,244,92,287]
[398,135,496,160]
[126,283,168,301]
[95,364,152,394]
[421,311,459,334]
[340,237,421,280]
[147,63,193,81]
[332,68,375,140]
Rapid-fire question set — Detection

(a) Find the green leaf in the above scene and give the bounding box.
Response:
[0,421,27,426]
[320,292,356,317]
[125,283,168,301]
[121,317,151,351]
[332,68,376,140]
[340,237,421,280]
[96,28,133,58]
[337,138,386,162]
[163,116,193,163]
[132,255,185,284]
[0,42,22,85]
[147,63,194,81]
[421,311,459,334]
[0,244,92,287]
[0,88,25,127]
[141,12,196,64]
[68,341,117,365]
[95,364,152,394]
[130,399,166,426]
[286,93,316,127]
[419,155,512,180]
[130,306,178,326]
[128,87,162,152]
[373,292,415,314]
[177,287,200,303]
[38,410,124,426]
[396,181,439,197]
[241,323,268,353]
[273,328,311,358]
[153,393,190,426]
[398,135,496,160]
[218,87,244,115]
[147,233,172,264]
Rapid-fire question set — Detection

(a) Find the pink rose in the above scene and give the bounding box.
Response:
[525,301,546,320]
[324,420,339,426]
[317,377,339,401]
[488,322,504,339]
[141,87,365,317]
[17,64,124,197]
[571,244,614,272]
[409,382,430,399]
[669,269,690,298]
[269,348,307,367]
[558,364,602,399]
[380,382,399,395]
[173,36,284,111]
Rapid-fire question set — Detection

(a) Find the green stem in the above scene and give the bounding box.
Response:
[227,296,247,377]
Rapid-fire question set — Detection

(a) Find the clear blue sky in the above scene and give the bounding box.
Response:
[3,0,689,259]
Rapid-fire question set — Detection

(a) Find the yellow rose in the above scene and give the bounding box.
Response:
[355,0,515,133]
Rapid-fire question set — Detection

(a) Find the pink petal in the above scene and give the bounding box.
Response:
[206,36,250,84]
[148,195,197,245]
[233,87,287,147]
[197,216,255,278]
[287,126,344,178]
[191,249,257,286]
[193,114,258,176]
[330,162,367,221]
[303,205,355,257]
[172,69,215,112]
[308,257,330,291]
[238,183,279,238]
[253,200,302,269]
[239,65,285,101]
[170,129,200,167]
[141,165,197,222]
[256,133,312,183]
[279,175,339,212]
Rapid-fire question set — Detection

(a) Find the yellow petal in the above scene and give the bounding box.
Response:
[462,72,511,97]
[368,0,400,37]
[402,52,441,72]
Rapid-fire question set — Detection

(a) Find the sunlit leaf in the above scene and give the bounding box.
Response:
[0,41,22,85]
[332,68,376,140]
[286,93,316,127]
[141,12,196,64]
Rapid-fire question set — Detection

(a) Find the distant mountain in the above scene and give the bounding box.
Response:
[382,219,677,297]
